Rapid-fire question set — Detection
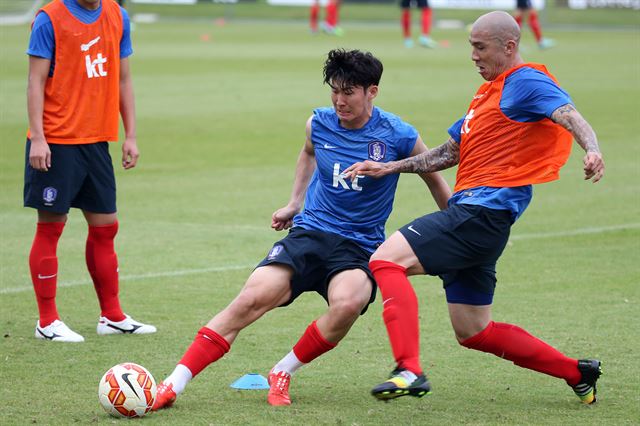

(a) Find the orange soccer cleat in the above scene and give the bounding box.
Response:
[267,370,292,406]
[152,382,177,411]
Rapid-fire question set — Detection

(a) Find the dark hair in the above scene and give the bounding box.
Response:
[323,49,383,90]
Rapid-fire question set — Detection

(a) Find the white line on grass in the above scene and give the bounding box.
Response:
[0,264,254,295]
[509,223,640,241]
[2,223,638,295]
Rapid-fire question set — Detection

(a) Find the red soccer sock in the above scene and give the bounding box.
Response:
[528,11,543,42]
[325,2,338,27]
[86,221,125,322]
[29,222,65,327]
[370,260,422,375]
[179,327,231,377]
[515,14,523,27]
[401,9,411,38]
[460,321,581,385]
[421,7,432,36]
[292,320,337,363]
[310,3,319,31]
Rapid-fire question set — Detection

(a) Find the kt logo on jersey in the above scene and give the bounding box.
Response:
[81,36,107,79]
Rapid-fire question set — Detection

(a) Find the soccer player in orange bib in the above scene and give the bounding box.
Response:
[25,0,155,342]
[344,11,604,404]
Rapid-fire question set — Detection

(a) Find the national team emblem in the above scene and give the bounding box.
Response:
[43,187,57,205]
[267,245,283,260]
[368,141,386,161]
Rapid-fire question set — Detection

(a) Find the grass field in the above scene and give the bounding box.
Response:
[1,13,639,426]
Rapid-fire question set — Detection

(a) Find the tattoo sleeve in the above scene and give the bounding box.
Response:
[551,104,601,153]
[389,137,460,174]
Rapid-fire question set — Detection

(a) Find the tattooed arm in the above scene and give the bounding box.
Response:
[343,137,460,180]
[551,103,605,183]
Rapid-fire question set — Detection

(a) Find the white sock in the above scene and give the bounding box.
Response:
[164,364,193,395]
[272,350,305,376]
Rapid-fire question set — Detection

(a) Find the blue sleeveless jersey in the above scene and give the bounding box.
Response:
[294,106,418,253]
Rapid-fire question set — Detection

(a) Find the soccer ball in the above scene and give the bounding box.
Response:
[98,363,157,418]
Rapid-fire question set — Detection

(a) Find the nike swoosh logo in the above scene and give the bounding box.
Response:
[121,373,140,398]
[323,144,337,149]
[106,323,142,334]
[408,225,421,236]
[36,328,61,340]
[37,273,57,280]
[80,36,100,52]
[382,298,394,306]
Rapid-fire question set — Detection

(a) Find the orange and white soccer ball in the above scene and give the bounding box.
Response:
[98,363,157,418]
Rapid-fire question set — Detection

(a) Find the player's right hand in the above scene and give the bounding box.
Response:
[271,205,299,231]
[29,137,51,172]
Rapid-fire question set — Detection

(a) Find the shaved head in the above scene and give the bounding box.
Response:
[468,11,523,80]
[471,11,521,46]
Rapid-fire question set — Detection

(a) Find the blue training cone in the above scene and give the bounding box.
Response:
[230,373,270,390]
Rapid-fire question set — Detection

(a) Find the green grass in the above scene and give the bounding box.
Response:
[1,16,639,426]
[124,1,640,28]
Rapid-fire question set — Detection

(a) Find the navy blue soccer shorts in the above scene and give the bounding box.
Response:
[24,139,117,214]
[399,204,513,306]
[401,0,429,8]
[517,0,533,9]
[256,227,377,314]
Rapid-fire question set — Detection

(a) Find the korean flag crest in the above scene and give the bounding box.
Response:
[368,141,386,161]
[267,244,283,261]
[42,187,58,205]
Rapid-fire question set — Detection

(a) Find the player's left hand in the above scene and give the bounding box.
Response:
[583,151,604,183]
[342,160,388,181]
[122,138,140,169]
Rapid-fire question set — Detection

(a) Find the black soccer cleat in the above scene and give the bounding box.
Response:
[571,359,602,404]
[371,368,431,401]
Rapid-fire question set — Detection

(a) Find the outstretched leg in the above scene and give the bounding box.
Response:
[450,303,601,404]
[153,264,293,410]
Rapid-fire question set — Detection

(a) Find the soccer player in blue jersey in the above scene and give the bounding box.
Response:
[152,49,451,410]
[344,11,604,405]
[26,0,155,343]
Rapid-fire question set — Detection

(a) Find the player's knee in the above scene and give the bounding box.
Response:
[229,290,268,317]
[454,328,475,344]
[330,296,367,321]
[369,247,393,264]
[450,313,491,343]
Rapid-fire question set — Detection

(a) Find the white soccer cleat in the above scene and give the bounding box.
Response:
[97,314,157,335]
[35,319,85,342]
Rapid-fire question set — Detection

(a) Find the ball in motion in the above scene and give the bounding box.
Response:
[98,363,157,418]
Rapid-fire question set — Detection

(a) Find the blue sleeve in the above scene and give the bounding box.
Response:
[401,127,419,158]
[27,12,54,59]
[501,69,573,122]
[447,117,464,143]
[120,7,133,58]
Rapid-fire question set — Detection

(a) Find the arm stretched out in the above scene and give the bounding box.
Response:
[551,103,604,183]
[343,137,460,180]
